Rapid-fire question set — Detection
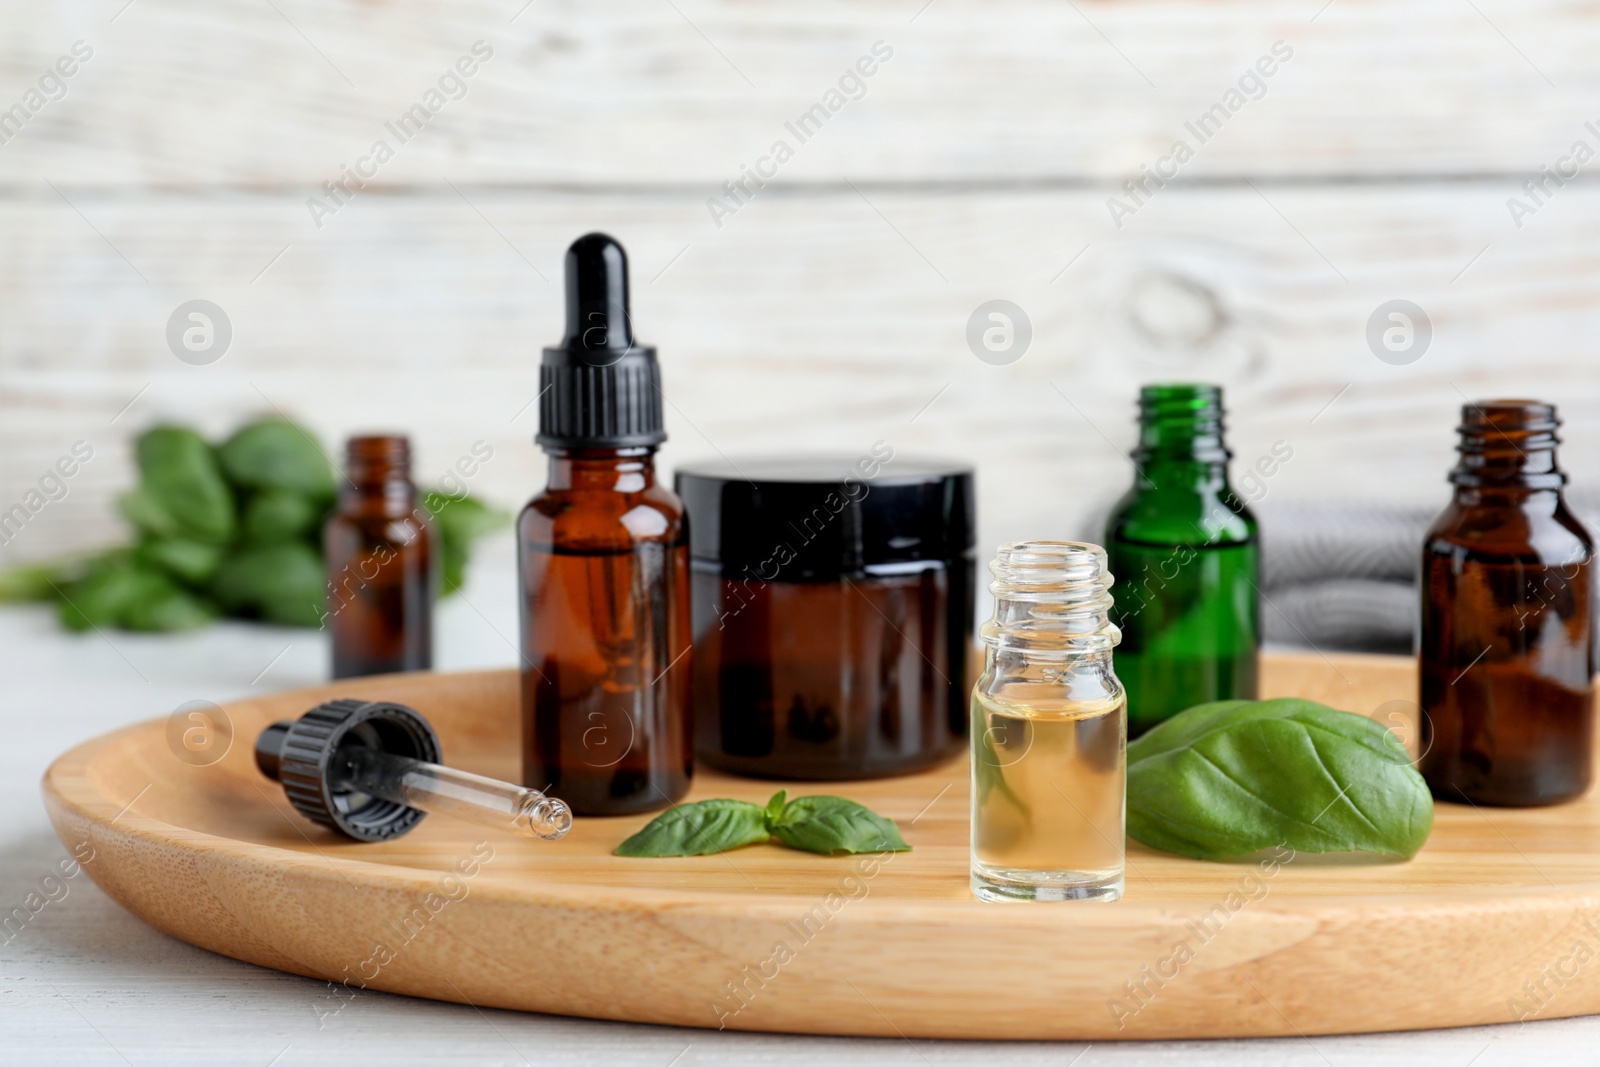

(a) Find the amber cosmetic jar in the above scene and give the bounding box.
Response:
[675,455,976,780]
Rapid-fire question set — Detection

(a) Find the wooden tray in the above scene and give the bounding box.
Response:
[42,652,1600,1039]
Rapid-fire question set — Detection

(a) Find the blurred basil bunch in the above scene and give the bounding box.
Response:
[0,420,507,632]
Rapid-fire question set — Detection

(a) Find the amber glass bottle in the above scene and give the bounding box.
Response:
[1419,400,1595,807]
[518,233,692,816]
[324,435,434,679]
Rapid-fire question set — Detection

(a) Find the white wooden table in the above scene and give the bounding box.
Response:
[0,542,1597,1065]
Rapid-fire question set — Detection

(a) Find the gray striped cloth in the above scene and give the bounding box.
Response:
[1255,501,1431,654]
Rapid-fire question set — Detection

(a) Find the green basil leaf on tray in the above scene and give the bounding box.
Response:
[614,799,772,857]
[1126,698,1434,861]
[764,789,788,827]
[130,427,236,545]
[614,792,911,858]
[771,795,911,856]
[217,419,335,498]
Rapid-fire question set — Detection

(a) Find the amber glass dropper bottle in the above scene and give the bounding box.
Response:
[517,233,693,816]
[324,435,434,679]
[1419,400,1595,806]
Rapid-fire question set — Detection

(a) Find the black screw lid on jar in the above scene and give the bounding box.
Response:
[674,454,975,581]
[537,233,666,451]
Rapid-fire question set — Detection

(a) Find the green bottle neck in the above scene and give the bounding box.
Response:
[1114,384,1252,544]
[1132,413,1233,494]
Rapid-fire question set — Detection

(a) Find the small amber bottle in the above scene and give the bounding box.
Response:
[518,234,692,816]
[324,435,434,679]
[1419,400,1595,806]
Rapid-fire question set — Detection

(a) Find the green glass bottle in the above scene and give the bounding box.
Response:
[1104,383,1260,736]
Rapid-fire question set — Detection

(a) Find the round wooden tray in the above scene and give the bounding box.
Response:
[42,652,1600,1039]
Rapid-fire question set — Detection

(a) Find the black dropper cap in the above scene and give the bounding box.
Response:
[536,233,666,451]
[255,699,442,842]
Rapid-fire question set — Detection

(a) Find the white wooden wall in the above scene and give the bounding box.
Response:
[3,0,1599,565]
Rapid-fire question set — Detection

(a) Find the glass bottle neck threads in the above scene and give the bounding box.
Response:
[981,541,1121,658]
[1134,383,1230,468]
[1450,399,1566,492]
[345,434,410,483]
[341,435,415,510]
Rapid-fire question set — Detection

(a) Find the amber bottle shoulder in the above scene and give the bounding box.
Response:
[519,483,686,554]
[1423,494,1594,566]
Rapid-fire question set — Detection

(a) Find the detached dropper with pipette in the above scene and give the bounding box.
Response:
[255,699,572,842]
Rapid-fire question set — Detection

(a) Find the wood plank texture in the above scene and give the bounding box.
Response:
[1,0,1598,184]
[3,185,1599,562]
[40,651,1600,1039]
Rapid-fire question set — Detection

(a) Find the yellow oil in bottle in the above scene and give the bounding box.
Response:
[971,690,1125,900]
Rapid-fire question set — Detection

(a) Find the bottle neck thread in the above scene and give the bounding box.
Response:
[981,541,1121,657]
[1450,399,1565,491]
[1133,383,1230,468]
[342,435,415,507]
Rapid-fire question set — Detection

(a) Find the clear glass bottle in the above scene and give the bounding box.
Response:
[971,541,1126,903]
[1105,383,1259,737]
[1419,400,1595,806]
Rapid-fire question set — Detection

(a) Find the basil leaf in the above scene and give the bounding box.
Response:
[211,543,327,627]
[217,420,335,497]
[136,538,224,585]
[771,796,910,856]
[132,427,236,545]
[972,695,1031,819]
[241,489,324,544]
[614,799,771,857]
[763,790,787,830]
[57,559,151,632]
[117,486,184,540]
[1127,698,1433,861]
[120,578,216,632]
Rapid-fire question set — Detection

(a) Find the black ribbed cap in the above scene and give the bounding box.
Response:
[536,233,666,450]
[254,698,442,842]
